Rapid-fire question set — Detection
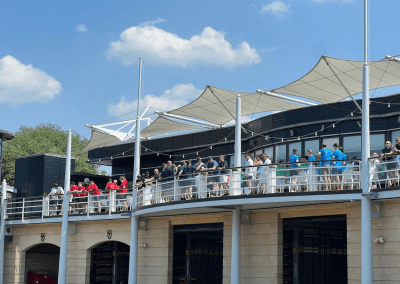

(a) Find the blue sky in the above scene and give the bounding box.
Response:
[1,0,400,141]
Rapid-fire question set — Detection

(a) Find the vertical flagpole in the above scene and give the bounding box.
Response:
[128,57,142,284]
[58,129,72,284]
[230,95,241,284]
[361,0,373,283]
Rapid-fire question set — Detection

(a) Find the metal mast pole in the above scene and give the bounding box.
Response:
[128,57,142,284]
[230,95,241,284]
[361,0,373,283]
[0,134,6,283]
[58,129,72,284]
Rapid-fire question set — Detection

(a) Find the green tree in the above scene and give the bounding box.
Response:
[2,123,99,185]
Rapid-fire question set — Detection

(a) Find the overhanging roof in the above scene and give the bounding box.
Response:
[140,116,205,138]
[272,56,400,104]
[168,85,304,125]
[81,129,121,154]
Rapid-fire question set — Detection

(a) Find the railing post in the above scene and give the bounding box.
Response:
[174,176,177,201]
[229,169,233,195]
[266,165,270,194]
[22,198,25,221]
[42,197,45,221]
[309,163,314,192]
[87,193,90,218]
[155,181,159,204]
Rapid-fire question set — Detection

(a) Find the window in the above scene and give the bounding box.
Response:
[288,142,302,158]
[371,134,384,156]
[391,130,400,145]
[304,139,319,159]
[255,149,263,158]
[276,144,287,163]
[264,147,274,162]
[323,137,339,151]
[343,136,361,159]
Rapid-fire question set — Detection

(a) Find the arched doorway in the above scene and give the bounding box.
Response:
[90,241,130,284]
[25,243,60,284]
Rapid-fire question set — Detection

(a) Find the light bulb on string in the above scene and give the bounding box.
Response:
[224,137,227,141]
[183,154,185,158]
[145,148,147,151]
[196,152,199,155]
[157,153,159,156]
[111,156,113,160]
[333,124,335,128]
[122,152,125,156]
[281,138,283,142]
[315,132,317,136]
[210,146,212,149]
[251,132,254,136]
[169,155,171,158]
[298,137,300,140]
[351,112,353,116]
[388,103,391,108]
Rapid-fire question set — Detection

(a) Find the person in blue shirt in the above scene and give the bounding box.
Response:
[306,149,316,173]
[332,143,343,190]
[289,149,300,192]
[318,142,333,190]
[203,156,219,193]
[339,147,348,172]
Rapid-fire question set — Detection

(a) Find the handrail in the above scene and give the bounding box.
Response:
[4,157,400,221]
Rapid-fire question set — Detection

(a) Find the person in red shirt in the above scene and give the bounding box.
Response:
[69,182,80,214]
[87,180,101,213]
[119,176,129,211]
[77,182,88,214]
[104,178,116,212]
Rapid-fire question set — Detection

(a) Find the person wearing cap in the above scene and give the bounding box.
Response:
[332,143,343,190]
[318,142,333,190]
[289,149,301,192]
[203,156,219,194]
[243,153,256,194]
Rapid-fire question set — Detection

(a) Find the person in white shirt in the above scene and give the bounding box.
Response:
[48,183,64,216]
[243,153,255,194]
[370,152,381,189]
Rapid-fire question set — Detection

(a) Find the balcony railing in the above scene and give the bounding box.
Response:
[3,158,400,221]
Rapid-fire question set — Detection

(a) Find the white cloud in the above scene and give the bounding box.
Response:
[139,18,166,27]
[107,26,261,67]
[107,83,203,119]
[0,55,62,106]
[76,24,87,32]
[261,1,291,17]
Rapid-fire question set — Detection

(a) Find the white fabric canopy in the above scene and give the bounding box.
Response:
[272,56,400,104]
[140,116,205,138]
[168,86,303,125]
[81,129,122,154]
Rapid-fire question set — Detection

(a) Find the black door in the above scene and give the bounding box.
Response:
[283,215,347,284]
[90,241,129,284]
[173,223,223,284]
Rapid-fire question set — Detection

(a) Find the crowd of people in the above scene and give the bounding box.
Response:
[47,176,129,215]
[46,139,400,214]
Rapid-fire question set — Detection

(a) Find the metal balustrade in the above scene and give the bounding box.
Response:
[4,158,400,220]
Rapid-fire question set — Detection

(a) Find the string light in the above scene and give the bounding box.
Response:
[333,124,335,128]
[224,137,227,141]
[210,146,212,149]
[122,152,125,156]
[183,154,185,158]
[111,156,113,160]
[281,138,284,142]
[298,137,300,140]
[169,155,171,158]
[388,103,391,108]
[315,132,317,136]
[157,153,159,156]
[145,148,147,151]
[351,112,353,116]
[251,132,254,136]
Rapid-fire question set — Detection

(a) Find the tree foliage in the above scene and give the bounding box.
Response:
[2,123,99,185]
